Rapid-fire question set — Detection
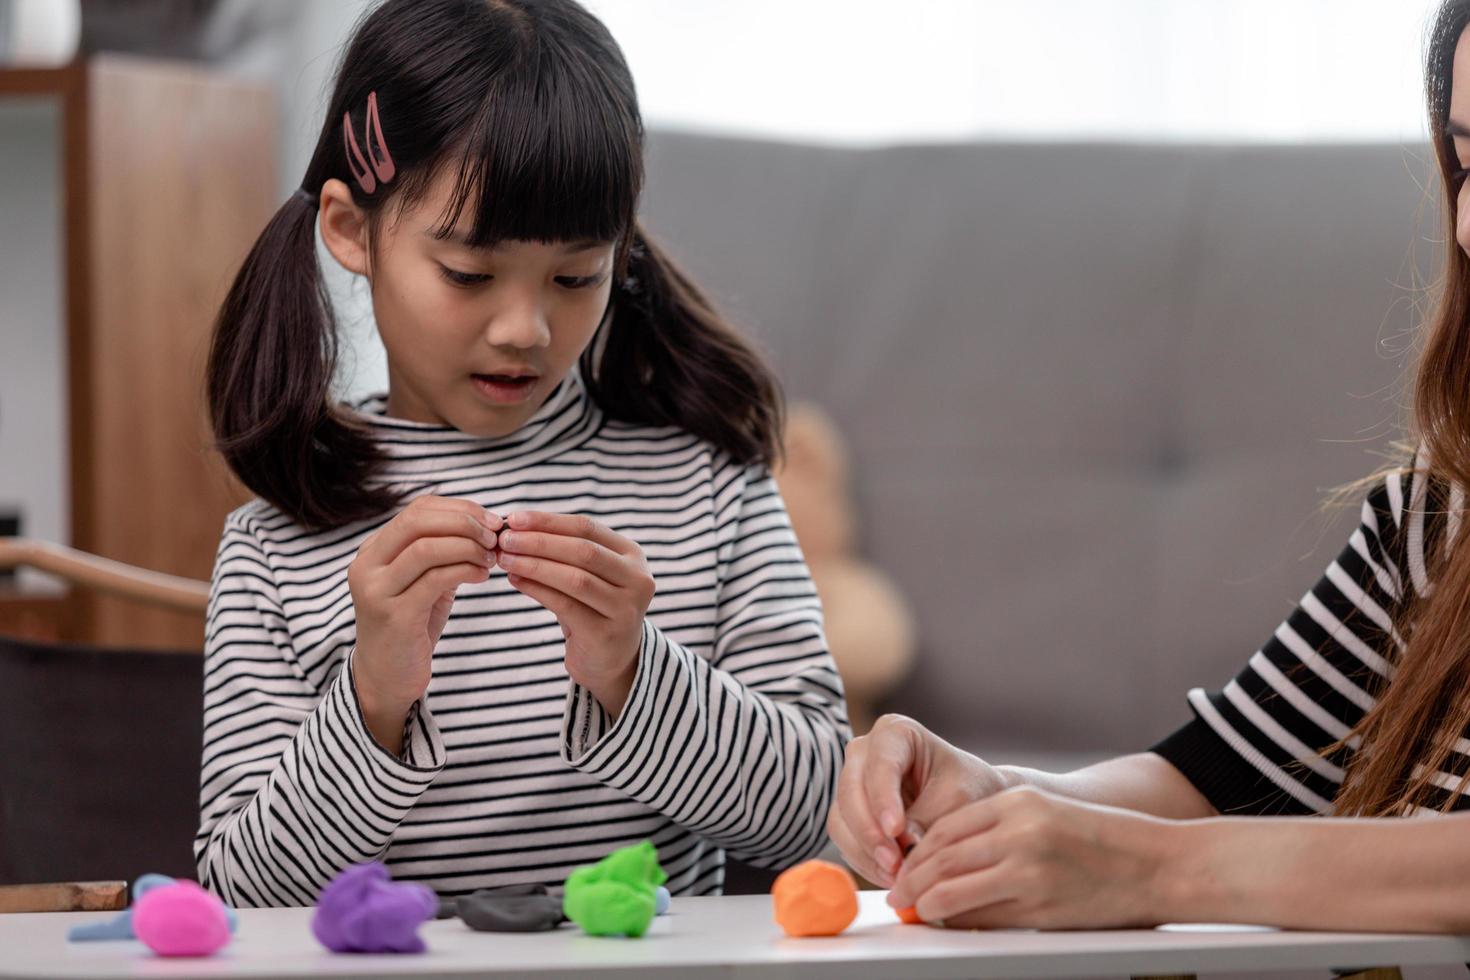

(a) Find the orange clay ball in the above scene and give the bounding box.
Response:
[896,905,922,925]
[771,859,859,937]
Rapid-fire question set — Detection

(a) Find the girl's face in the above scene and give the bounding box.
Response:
[1452,27,1470,256]
[319,167,616,436]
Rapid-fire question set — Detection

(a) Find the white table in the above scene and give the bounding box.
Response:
[3,891,1469,979]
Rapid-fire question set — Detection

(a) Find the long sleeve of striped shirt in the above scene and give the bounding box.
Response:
[561,460,849,868]
[1151,466,1439,815]
[196,512,447,907]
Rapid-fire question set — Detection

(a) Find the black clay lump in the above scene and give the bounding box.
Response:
[455,884,567,933]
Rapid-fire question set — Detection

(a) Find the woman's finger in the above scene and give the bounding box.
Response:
[832,741,902,885]
[890,829,1004,910]
[900,795,1005,880]
[915,864,1020,928]
[863,720,924,841]
[827,790,895,888]
[897,822,925,856]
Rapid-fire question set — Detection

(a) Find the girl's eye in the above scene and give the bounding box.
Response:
[555,274,607,290]
[440,265,491,287]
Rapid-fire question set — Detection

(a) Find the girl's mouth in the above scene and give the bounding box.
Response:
[471,373,539,405]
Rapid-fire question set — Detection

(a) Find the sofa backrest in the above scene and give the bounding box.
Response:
[640,133,1432,754]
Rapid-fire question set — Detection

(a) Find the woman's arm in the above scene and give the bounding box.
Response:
[1000,752,1218,819]
[1169,810,1470,932]
[887,784,1470,932]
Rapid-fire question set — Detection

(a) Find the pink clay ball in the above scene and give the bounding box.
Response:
[132,881,232,957]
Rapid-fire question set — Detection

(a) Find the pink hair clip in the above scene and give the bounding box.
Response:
[343,91,397,195]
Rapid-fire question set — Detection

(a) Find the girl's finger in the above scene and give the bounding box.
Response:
[495,552,619,618]
[379,535,496,597]
[505,572,600,627]
[362,500,499,564]
[400,561,492,612]
[496,529,633,586]
[504,510,636,556]
[890,832,1004,910]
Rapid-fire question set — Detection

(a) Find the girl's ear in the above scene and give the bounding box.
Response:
[318,178,372,276]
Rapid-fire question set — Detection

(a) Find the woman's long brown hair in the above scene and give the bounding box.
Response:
[1334,0,1470,816]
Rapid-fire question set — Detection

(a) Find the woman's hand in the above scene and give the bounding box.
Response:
[888,786,1176,929]
[827,715,1017,887]
[347,496,500,754]
[495,511,656,718]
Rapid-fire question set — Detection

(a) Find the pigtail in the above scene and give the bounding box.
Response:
[207,190,400,531]
[586,223,785,469]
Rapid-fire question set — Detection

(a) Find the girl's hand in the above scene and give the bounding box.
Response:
[828,715,1016,888]
[887,786,1176,929]
[495,511,656,718]
[347,496,500,753]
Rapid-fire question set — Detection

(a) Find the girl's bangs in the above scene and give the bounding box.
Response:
[429,67,640,250]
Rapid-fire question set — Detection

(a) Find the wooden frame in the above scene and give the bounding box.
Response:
[0,58,273,649]
[0,538,206,614]
[0,881,127,914]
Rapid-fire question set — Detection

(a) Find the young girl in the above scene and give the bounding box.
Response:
[198,0,848,908]
[831,0,1470,933]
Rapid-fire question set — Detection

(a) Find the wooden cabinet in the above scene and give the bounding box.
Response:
[0,57,275,650]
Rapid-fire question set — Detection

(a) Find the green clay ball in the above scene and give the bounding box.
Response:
[562,841,668,938]
[563,881,656,937]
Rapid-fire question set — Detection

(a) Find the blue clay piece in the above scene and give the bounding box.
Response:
[67,873,238,943]
[67,914,136,942]
[133,874,175,898]
[654,886,670,916]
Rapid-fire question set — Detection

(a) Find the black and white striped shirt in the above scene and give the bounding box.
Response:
[1154,452,1470,815]
[196,370,850,907]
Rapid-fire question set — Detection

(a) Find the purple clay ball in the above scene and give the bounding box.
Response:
[311,863,438,954]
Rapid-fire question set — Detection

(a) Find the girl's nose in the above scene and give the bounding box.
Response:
[482,295,551,350]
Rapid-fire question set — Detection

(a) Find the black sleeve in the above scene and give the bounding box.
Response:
[1147,472,1413,817]
[1151,717,1315,816]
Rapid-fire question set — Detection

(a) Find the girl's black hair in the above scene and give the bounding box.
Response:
[208,0,783,531]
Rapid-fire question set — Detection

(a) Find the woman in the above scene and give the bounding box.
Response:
[828,0,1470,933]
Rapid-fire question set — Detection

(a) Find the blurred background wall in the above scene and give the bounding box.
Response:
[0,0,1447,554]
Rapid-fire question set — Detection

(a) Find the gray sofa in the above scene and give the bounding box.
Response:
[639,133,1431,765]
